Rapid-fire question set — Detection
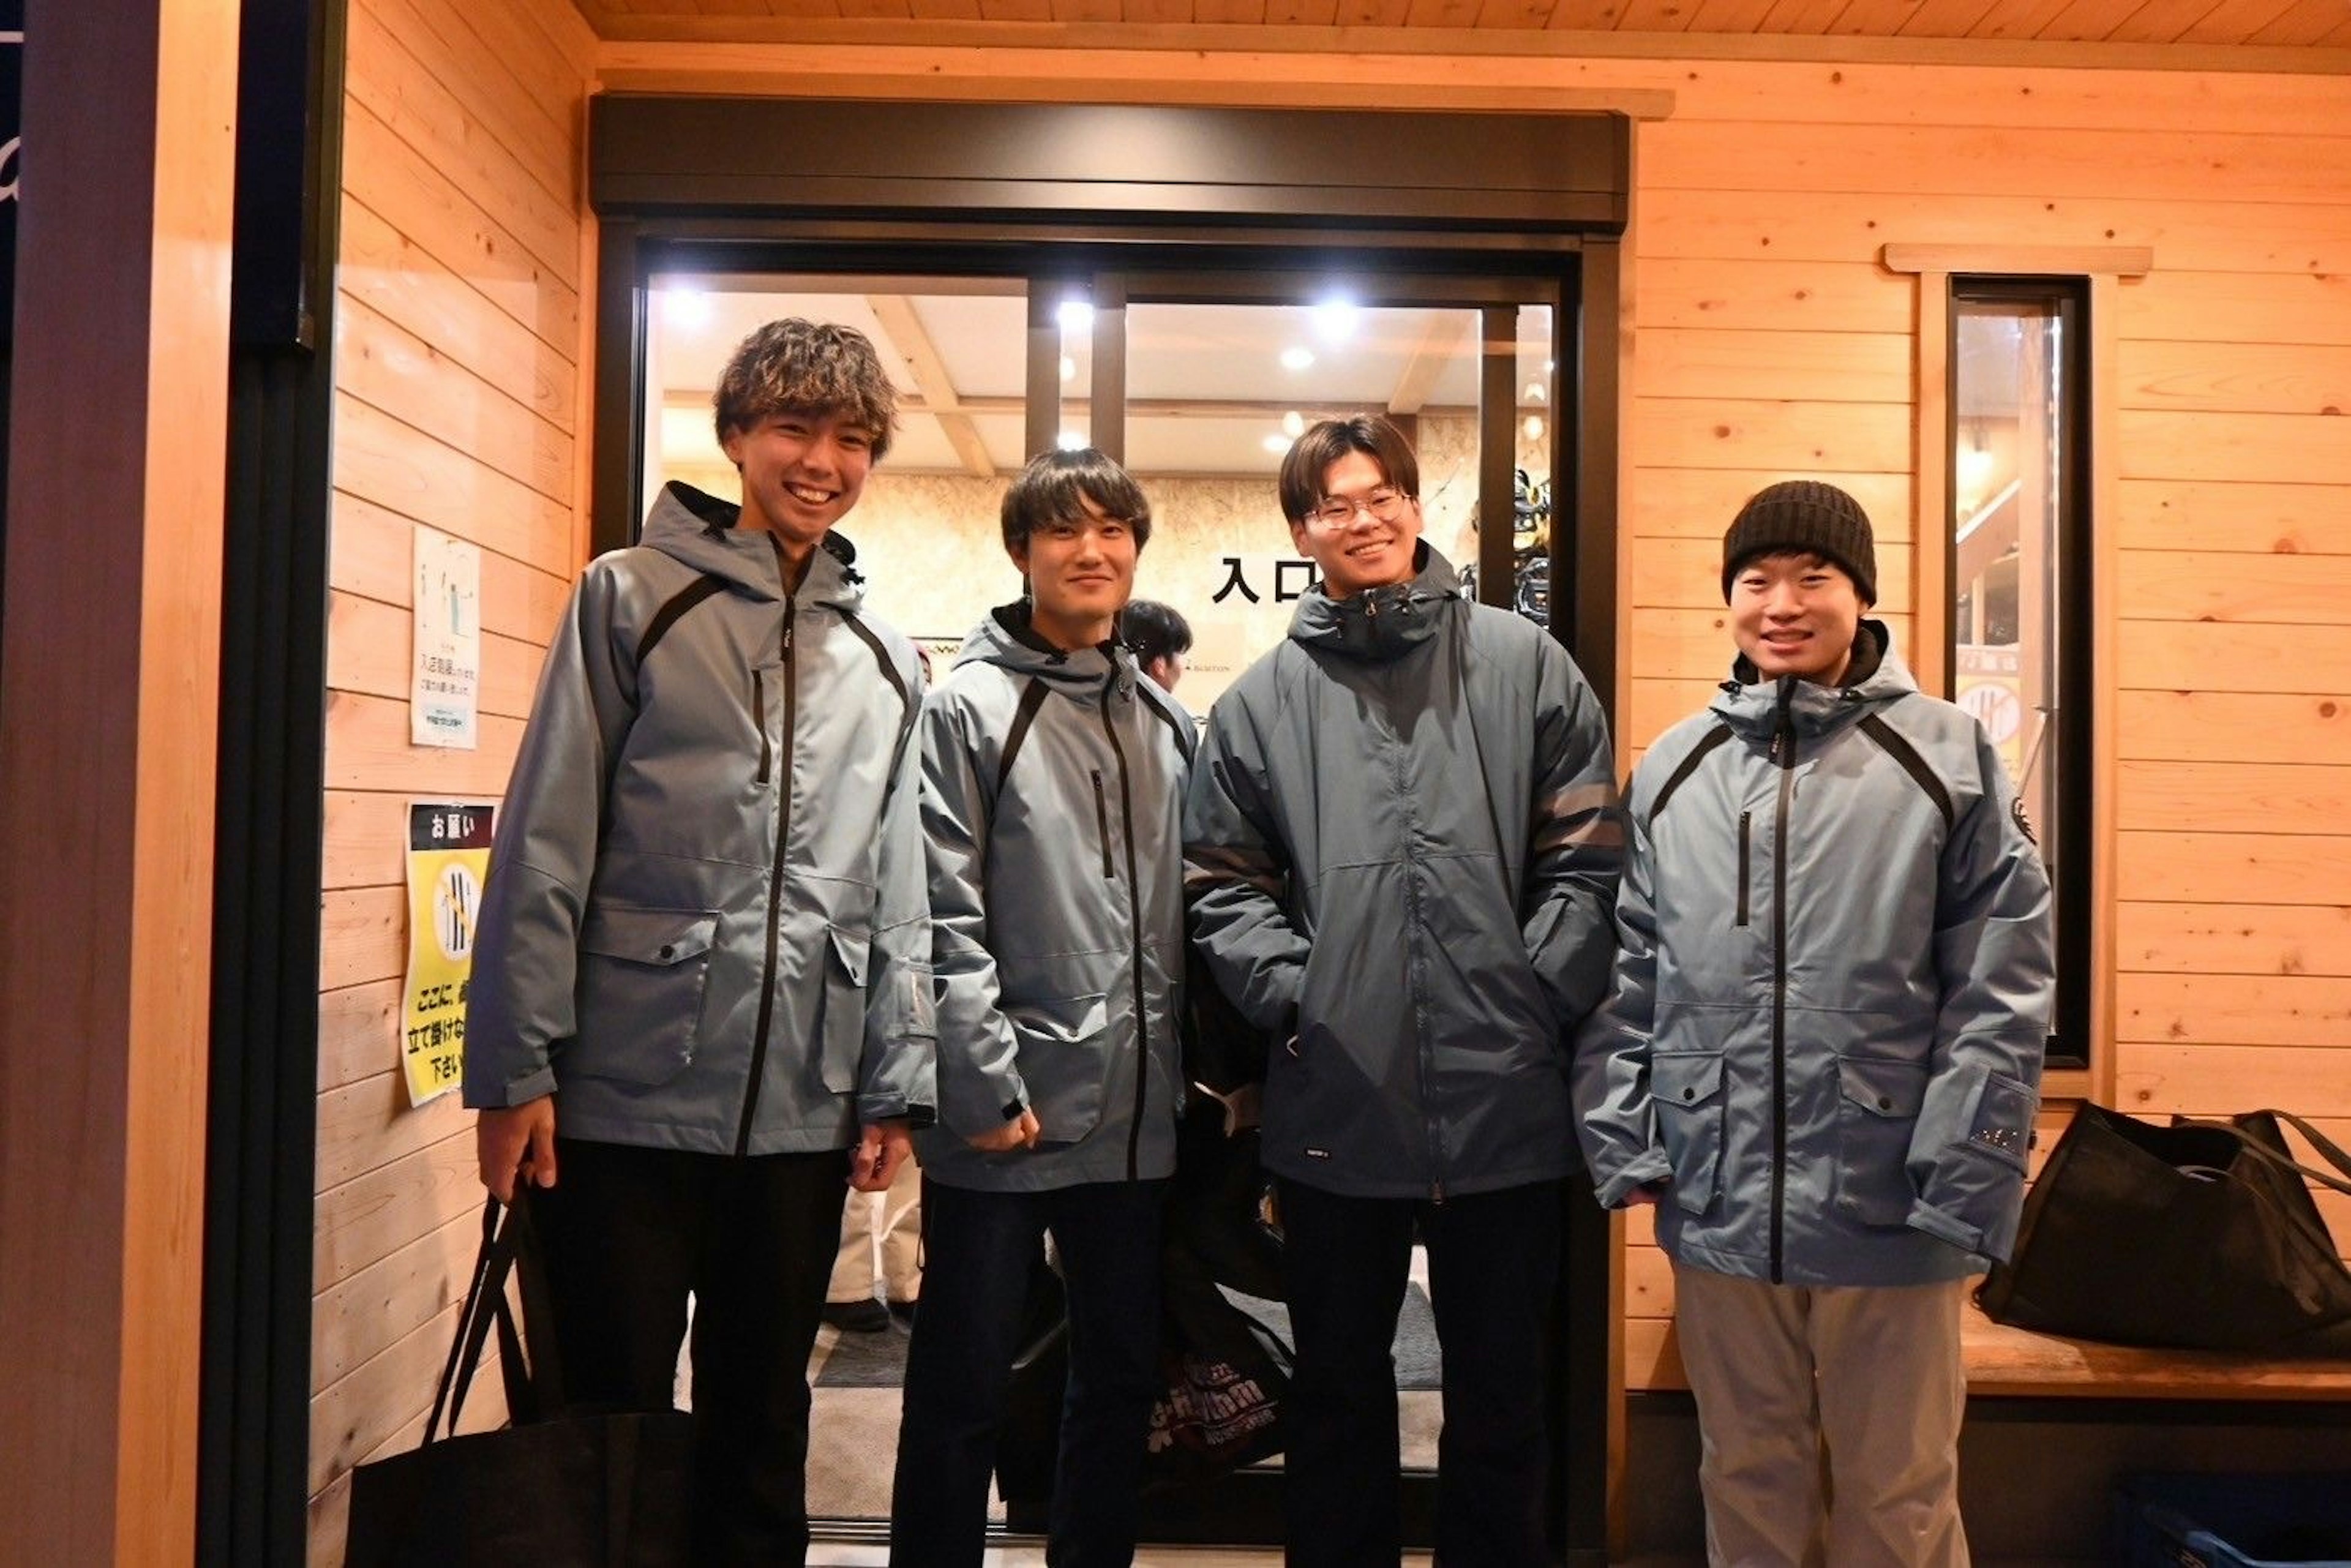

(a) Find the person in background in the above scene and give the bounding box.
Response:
[1122,596,1193,695]
[1183,413,1622,1567]
[822,1155,921,1332]
[890,448,1193,1568]
[463,318,936,1566]
[1573,480,2053,1567]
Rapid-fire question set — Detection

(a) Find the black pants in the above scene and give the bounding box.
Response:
[1276,1176,1564,1568]
[531,1136,847,1568]
[890,1177,1168,1568]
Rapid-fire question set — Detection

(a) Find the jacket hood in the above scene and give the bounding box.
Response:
[954,600,1138,700]
[1286,541,1462,662]
[1710,619,1914,744]
[640,480,869,612]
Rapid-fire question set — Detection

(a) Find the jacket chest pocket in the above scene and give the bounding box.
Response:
[1652,1052,1726,1216]
[572,906,718,1085]
[817,926,870,1093]
[1832,1054,1927,1226]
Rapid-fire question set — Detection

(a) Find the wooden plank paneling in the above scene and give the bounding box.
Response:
[316,0,591,1540]
[2117,831,2351,905]
[2115,1042,2351,1117]
[2117,337,2351,416]
[1630,467,1914,541]
[1629,396,1914,474]
[2119,971,2351,1049]
[2114,479,2351,557]
[1633,258,1912,332]
[2118,408,2351,486]
[2113,760,2351,836]
[2116,620,2351,694]
[2117,901,2351,977]
[2118,691,2351,765]
[2115,546,2351,625]
[1633,326,1913,404]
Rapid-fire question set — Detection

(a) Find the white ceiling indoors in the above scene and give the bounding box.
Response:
[647,279,1556,481]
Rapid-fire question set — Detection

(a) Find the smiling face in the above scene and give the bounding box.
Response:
[1291,449,1423,599]
[721,408,876,565]
[1729,550,1869,685]
[1011,492,1139,651]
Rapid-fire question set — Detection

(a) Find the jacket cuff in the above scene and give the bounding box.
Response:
[1905,1200,1984,1255]
[463,1064,556,1109]
[858,1093,937,1130]
[1593,1151,1672,1209]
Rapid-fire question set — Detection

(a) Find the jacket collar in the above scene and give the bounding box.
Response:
[639,481,868,612]
[1286,541,1461,662]
[954,601,1134,700]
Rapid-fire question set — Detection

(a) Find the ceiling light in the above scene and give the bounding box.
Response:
[1524,381,1547,403]
[1523,415,1545,440]
[1262,433,1291,454]
[1313,299,1359,343]
[1057,430,1087,451]
[1281,346,1315,372]
[1281,410,1305,438]
[1060,355,1076,383]
[660,288,712,329]
[1057,299,1094,336]
[1545,359,1556,372]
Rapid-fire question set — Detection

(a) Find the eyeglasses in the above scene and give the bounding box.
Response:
[1303,489,1412,530]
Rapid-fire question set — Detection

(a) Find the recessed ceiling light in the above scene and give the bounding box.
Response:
[1057,299,1094,336]
[1057,430,1087,451]
[1262,433,1291,454]
[1313,299,1359,343]
[1060,355,1077,383]
[1523,415,1545,440]
[1524,381,1547,403]
[1281,410,1305,438]
[1281,346,1315,372]
[661,288,712,328]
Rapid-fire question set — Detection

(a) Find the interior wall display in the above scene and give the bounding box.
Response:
[411,523,481,748]
[401,801,493,1107]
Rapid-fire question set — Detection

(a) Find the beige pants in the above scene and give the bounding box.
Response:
[1673,1264,1970,1568]
[828,1154,923,1305]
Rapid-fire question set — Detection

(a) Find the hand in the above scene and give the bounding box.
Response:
[476,1097,558,1203]
[966,1107,1041,1154]
[849,1119,916,1191]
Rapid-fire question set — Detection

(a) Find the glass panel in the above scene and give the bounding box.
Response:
[1121,298,1487,715]
[1952,300,2064,1018]
[1464,303,1558,625]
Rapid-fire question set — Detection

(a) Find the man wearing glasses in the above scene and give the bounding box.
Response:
[1183,413,1622,1566]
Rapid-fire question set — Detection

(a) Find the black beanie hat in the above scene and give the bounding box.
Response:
[1720,480,1877,605]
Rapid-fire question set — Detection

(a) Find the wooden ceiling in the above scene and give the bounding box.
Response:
[568,0,2351,51]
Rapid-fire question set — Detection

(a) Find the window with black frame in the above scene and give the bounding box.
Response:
[1949,279,2094,1070]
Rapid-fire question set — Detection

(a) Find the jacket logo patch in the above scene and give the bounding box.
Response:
[1304,1147,1331,1160]
[2010,796,2037,845]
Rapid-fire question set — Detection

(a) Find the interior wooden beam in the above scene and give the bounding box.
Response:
[1389,313,1474,418]
[866,292,999,479]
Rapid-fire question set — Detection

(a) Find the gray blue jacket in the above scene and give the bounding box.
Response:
[1573,624,2054,1286]
[462,481,936,1154]
[914,605,1191,1192]
[1183,546,1622,1200]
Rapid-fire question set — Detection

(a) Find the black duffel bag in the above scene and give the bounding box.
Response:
[1977,1103,2351,1352]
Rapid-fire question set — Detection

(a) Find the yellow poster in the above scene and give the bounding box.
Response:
[402,801,495,1108]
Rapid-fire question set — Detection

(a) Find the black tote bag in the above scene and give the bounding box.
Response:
[1977,1103,2351,1351]
[345,1195,695,1568]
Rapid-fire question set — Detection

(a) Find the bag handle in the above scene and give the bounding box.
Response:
[2173,1112,2351,1199]
[422,1193,564,1444]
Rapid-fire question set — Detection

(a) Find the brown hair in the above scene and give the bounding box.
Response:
[1277,413,1420,524]
[1000,447,1153,555]
[713,318,898,460]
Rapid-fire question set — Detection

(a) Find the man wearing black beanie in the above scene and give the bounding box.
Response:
[1574,479,2053,1567]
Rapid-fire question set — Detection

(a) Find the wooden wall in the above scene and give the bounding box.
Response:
[307,0,598,1556]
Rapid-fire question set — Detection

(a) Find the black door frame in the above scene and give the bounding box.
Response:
[590,94,1627,1563]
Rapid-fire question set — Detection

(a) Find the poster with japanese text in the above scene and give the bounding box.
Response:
[411,523,482,748]
[401,801,494,1106]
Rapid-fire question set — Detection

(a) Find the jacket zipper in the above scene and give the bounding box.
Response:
[1734,811,1752,927]
[737,591,798,1157]
[1089,770,1113,879]
[752,669,772,785]
[1768,679,1796,1284]
[1101,677,1152,1183]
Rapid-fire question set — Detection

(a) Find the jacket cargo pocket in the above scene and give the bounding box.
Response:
[572,906,718,1086]
[1834,1054,1929,1226]
[1652,1052,1727,1215]
[818,926,870,1093]
[1007,991,1111,1146]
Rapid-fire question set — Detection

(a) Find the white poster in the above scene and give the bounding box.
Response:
[411,523,481,749]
